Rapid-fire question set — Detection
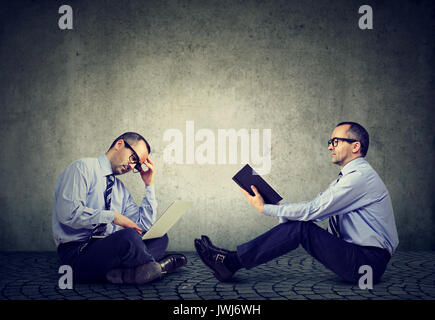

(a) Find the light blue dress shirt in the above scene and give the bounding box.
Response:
[52,154,157,247]
[263,157,399,255]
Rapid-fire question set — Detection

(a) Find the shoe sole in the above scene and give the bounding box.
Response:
[194,239,231,282]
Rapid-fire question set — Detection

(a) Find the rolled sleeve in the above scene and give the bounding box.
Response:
[99,210,115,224]
[122,184,158,232]
[263,204,279,217]
[262,171,370,222]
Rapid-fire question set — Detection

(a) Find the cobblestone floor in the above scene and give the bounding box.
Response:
[0,249,434,300]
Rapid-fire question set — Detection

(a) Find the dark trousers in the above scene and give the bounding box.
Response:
[57,228,169,283]
[237,221,391,284]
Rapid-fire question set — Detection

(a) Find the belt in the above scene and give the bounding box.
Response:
[58,237,94,255]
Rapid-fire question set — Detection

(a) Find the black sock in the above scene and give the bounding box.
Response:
[224,251,242,273]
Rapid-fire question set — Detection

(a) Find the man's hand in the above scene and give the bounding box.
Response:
[240,185,265,213]
[113,212,142,235]
[140,157,155,186]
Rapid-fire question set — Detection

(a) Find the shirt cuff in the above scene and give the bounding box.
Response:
[145,184,155,193]
[99,210,115,224]
[263,204,279,217]
[145,184,156,198]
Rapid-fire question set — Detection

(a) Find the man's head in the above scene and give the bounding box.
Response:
[328,122,369,169]
[106,132,151,175]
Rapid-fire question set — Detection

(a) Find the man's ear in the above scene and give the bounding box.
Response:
[353,141,361,154]
[114,139,123,150]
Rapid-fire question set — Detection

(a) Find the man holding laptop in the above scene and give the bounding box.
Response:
[53,132,187,284]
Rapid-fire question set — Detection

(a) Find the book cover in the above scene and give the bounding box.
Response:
[232,164,283,205]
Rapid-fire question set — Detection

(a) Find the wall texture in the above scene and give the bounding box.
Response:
[0,0,434,251]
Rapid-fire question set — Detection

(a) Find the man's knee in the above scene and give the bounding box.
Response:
[160,233,169,248]
[145,233,169,251]
[115,228,142,240]
[278,220,311,238]
[112,228,144,253]
[142,233,169,261]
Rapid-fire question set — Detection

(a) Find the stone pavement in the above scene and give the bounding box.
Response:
[0,249,434,300]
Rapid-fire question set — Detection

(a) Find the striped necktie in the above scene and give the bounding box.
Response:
[328,172,343,238]
[104,174,115,210]
[92,174,115,237]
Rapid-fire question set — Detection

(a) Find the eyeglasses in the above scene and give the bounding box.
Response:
[123,140,142,173]
[328,137,358,147]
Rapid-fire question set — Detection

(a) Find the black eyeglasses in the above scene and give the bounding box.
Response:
[328,137,358,147]
[123,140,142,173]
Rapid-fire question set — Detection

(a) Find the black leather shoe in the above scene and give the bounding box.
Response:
[194,239,234,282]
[201,235,231,254]
[158,254,187,274]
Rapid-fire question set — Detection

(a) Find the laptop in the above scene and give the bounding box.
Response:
[142,200,192,240]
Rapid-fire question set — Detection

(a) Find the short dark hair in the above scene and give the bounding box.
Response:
[108,132,151,154]
[336,122,369,157]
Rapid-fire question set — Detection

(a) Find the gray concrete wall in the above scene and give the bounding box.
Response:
[0,0,434,251]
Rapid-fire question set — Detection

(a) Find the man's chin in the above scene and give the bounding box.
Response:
[114,167,128,175]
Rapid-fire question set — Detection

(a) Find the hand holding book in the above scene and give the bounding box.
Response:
[233,164,283,213]
[239,185,264,213]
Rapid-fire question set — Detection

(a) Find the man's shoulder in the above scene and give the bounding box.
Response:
[343,158,374,175]
[343,158,386,190]
[352,158,379,177]
[65,157,99,174]
[341,159,371,185]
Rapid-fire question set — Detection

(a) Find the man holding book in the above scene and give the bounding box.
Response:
[195,122,399,284]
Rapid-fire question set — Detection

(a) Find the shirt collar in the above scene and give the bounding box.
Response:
[341,157,366,176]
[98,154,114,177]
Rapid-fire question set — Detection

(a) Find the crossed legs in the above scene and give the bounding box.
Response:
[58,228,169,283]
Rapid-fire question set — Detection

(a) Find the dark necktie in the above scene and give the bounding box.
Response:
[104,174,115,210]
[328,172,343,238]
[92,174,115,237]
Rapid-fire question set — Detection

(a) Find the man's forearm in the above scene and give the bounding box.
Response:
[56,203,115,229]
